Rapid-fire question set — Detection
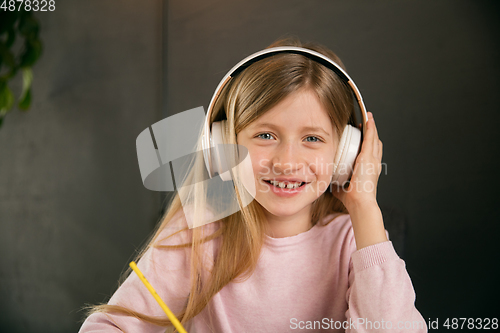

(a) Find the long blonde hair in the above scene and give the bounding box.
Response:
[85,37,354,331]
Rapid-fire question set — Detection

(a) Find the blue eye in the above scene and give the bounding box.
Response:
[257,133,274,140]
[305,136,320,142]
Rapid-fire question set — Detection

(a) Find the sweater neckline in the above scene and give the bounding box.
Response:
[263,213,342,247]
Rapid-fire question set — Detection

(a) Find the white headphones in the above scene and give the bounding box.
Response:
[201,46,368,185]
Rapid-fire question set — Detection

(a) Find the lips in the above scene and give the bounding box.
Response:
[262,177,309,183]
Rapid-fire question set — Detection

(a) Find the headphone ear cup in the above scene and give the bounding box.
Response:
[332,124,362,186]
[210,121,232,181]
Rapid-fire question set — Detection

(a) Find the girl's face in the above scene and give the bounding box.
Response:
[236,89,337,223]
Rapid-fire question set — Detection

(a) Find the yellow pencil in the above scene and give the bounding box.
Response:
[129,261,188,333]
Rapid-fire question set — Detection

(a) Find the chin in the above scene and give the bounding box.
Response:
[265,205,302,218]
[255,196,311,218]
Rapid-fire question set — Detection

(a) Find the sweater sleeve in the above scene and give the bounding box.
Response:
[345,241,427,333]
[78,209,220,333]
[78,227,193,333]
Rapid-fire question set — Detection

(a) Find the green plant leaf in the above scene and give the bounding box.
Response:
[18,87,31,110]
[0,11,42,130]
[18,67,32,106]
[0,82,14,116]
[0,41,16,69]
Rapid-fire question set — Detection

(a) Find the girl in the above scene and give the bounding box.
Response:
[80,38,427,332]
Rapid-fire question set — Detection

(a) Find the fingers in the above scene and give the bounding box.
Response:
[370,113,380,155]
[372,114,383,161]
[361,112,379,156]
[360,114,373,154]
[338,113,382,208]
[378,139,383,160]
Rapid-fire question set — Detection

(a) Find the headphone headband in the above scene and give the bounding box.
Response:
[202,46,369,178]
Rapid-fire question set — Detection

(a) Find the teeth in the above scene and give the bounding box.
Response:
[268,180,303,189]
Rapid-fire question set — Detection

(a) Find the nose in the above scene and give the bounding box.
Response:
[271,142,304,175]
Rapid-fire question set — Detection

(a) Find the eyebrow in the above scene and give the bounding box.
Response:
[252,122,331,137]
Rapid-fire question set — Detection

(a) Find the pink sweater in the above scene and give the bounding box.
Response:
[79,213,427,332]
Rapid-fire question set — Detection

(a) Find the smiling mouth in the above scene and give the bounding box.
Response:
[263,180,308,189]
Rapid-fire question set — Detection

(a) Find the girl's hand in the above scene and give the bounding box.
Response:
[333,112,387,250]
[333,112,383,212]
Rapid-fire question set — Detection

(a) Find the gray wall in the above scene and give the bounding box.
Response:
[166,0,500,323]
[0,0,499,332]
[0,1,162,332]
